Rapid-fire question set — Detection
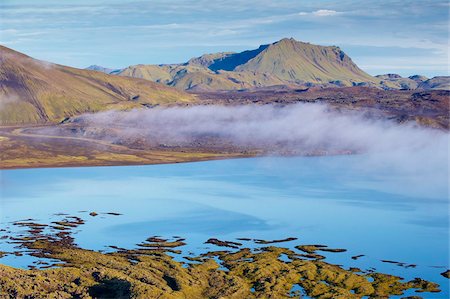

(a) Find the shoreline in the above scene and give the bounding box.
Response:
[0,151,357,171]
[0,123,355,170]
[0,124,260,170]
[0,153,254,171]
[0,214,445,298]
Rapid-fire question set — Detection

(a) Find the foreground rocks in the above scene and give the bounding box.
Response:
[0,216,445,299]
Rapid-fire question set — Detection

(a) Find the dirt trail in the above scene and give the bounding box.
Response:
[4,127,140,152]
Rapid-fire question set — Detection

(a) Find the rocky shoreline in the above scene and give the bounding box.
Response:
[0,214,446,298]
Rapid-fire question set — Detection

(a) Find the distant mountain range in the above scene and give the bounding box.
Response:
[87,38,449,91]
[0,46,195,125]
[85,65,119,74]
[375,74,449,90]
[1,39,448,125]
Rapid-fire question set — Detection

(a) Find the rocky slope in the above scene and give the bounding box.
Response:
[0,46,195,125]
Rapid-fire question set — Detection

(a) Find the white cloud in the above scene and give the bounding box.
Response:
[313,9,339,17]
[299,9,340,17]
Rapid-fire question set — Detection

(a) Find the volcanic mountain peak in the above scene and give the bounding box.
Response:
[233,38,375,84]
[189,37,352,74]
[112,38,381,90]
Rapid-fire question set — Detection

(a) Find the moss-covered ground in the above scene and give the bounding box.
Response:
[0,215,445,299]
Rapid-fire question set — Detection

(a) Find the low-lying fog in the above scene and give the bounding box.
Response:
[71,104,446,151]
[50,103,448,197]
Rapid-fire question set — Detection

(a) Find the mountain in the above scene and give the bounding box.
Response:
[85,65,119,74]
[375,74,426,90]
[0,46,195,125]
[418,76,450,90]
[114,62,285,91]
[113,38,379,90]
[102,38,449,91]
[374,73,450,91]
[232,38,375,83]
[408,75,429,82]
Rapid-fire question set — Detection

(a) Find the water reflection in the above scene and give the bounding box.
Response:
[0,155,448,298]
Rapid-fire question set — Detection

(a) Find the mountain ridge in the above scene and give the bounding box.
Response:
[92,38,449,91]
[114,38,379,90]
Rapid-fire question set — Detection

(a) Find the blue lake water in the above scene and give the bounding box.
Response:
[0,155,448,298]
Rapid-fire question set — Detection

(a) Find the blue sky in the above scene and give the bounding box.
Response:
[0,0,448,77]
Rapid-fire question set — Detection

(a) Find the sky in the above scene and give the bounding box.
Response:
[0,0,448,77]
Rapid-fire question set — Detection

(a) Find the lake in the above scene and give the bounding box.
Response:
[0,155,448,298]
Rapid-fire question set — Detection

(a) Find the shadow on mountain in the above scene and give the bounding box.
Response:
[208,44,269,71]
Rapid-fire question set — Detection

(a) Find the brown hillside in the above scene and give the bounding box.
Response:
[0,45,195,125]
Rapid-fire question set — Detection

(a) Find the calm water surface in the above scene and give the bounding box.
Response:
[0,155,448,298]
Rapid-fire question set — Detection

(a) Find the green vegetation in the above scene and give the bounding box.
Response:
[0,216,444,298]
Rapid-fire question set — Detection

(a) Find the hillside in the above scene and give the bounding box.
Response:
[115,62,285,91]
[0,46,195,125]
[112,38,379,90]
